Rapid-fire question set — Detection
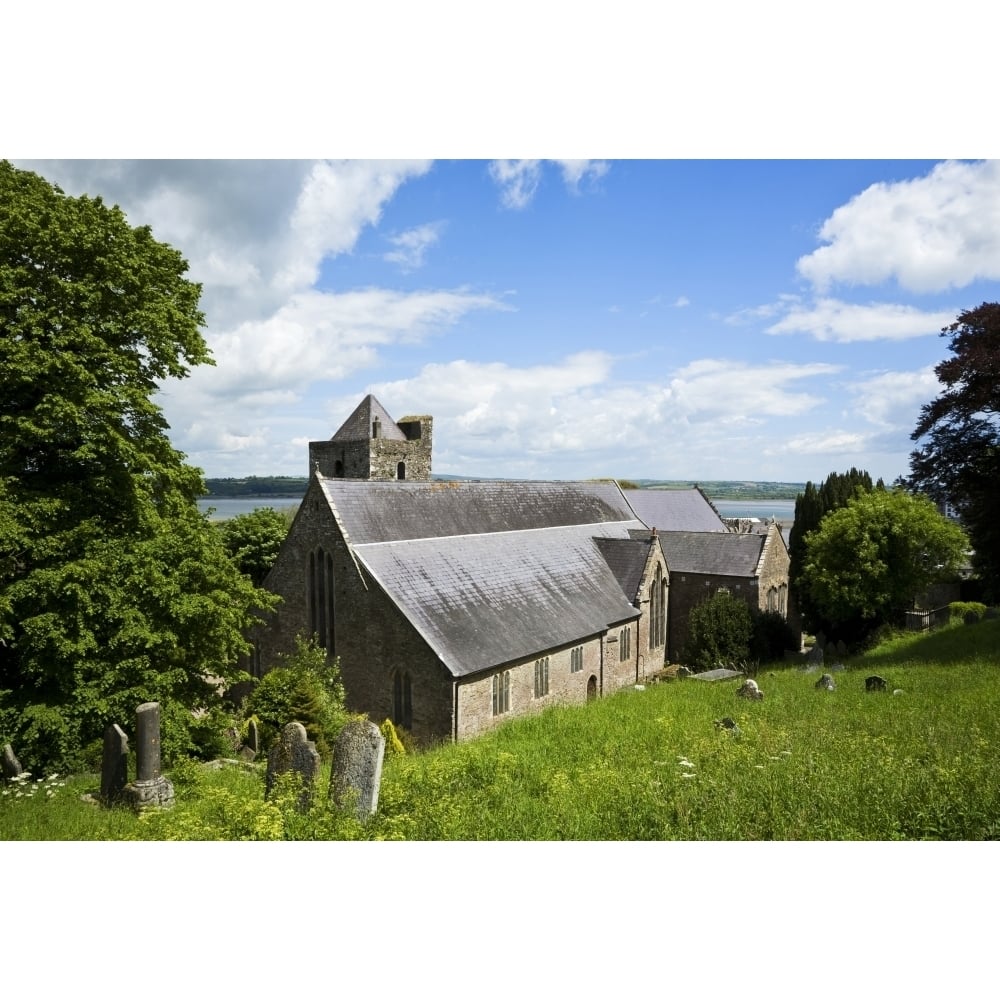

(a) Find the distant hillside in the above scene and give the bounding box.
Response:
[204,475,805,500]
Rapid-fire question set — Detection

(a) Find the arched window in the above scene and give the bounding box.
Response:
[307,546,335,652]
[392,670,412,728]
[649,564,666,651]
[492,671,511,715]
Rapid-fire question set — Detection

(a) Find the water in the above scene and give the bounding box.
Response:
[197,497,301,521]
[711,499,796,522]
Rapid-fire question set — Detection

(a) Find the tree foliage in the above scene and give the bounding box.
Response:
[220,507,290,585]
[788,468,881,633]
[0,161,274,770]
[800,488,969,646]
[905,302,1000,601]
[682,590,753,671]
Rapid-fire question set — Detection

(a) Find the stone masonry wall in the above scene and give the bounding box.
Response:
[667,572,759,664]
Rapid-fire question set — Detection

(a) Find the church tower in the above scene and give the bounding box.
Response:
[308,395,432,481]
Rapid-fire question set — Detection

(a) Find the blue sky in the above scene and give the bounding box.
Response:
[12,158,1000,484]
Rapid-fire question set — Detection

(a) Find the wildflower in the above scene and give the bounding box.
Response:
[46,790,54,797]
[681,773,696,779]
[678,760,695,769]
[754,764,765,769]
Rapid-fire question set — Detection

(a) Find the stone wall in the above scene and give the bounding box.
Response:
[308,415,432,482]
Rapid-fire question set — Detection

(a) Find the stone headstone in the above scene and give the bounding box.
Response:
[246,717,260,753]
[713,717,741,736]
[736,678,764,700]
[835,640,848,657]
[865,675,888,693]
[330,719,385,819]
[829,661,846,672]
[121,702,174,811]
[694,667,745,682]
[266,721,321,811]
[807,643,825,666]
[100,724,129,803]
[815,673,836,691]
[2,743,23,781]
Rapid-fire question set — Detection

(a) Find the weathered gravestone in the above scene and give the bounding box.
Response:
[713,717,741,737]
[246,718,260,754]
[815,673,836,691]
[100,724,129,804]
[2,743,23,781]
[807,643,825,666]
[121,702,175,811]
[266,722,321,811]
[330,719,385,819]
[865,675,888,693]
[736,678,764,701]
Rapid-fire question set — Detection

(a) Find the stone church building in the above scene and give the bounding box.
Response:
[253,395,791,744]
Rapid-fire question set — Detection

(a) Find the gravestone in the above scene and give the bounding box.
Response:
[246,718,260,754]
[266,722,321,811]
[713,717,741,736]
[807,643,825,666]
[835,640,848,658]
[2,743,23,781]
[676,665,693,678]
[693,667,745,682]
[330,719,385,819]
[736,678,764,701]
[121,702,175,811]
[100,724,129,803]
[865,675,888,692]
[815,673,836,691]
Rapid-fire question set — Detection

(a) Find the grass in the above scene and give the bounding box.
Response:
[4,619,999,840]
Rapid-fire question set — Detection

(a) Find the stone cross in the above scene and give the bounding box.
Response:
[121,702,174,811]
[266,721,321,811]
[2,743,23,781]
[330,719,385,819]
[100,724,129,803]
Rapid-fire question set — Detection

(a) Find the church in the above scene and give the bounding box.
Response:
[252,395,791,744]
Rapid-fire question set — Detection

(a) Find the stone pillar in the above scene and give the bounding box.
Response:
[135,702,161,782]
[121,702,174,811]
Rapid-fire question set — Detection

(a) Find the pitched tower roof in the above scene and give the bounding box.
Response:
[330,394,406,442]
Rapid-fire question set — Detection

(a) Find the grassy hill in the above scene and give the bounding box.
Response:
[5,618,998,841]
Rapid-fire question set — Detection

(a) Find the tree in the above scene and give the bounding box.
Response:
[787,469,880,633]
[682,590,753,671]
[799,488,968,646]
[0,161,274,770]
[906,302,1000,601]
[220,507,290,585]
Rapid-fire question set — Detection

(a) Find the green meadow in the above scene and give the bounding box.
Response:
[4,619,999,841]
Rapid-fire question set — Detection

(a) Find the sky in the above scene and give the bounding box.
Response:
[13,157,1000,485]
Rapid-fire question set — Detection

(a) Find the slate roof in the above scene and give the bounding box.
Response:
[320,478,636,545]
[593,537,653,604]
[354,521,644,677]
[330,394,407,442]
[622,488,727,532]
[658,530,766,577]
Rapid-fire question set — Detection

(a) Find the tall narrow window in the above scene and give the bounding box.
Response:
[492,670,510,715]
[397,461,406,480]
[619,626,631,662]
[649,564,666,651]
[534,657,550,697]
[392,670,413,728]
[570,646,583,673]
[307,546,335,652]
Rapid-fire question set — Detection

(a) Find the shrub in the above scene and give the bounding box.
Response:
[380,719,406,758]
[246,636,347,757]
[749,609,801,663]
[682,591,753,671]
[948,601,988,623]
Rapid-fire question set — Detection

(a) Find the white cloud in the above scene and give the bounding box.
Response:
[766,298,955,342]
[674,296,690,308]
[489,160,543,209]
[554,159,610,192]
[797,160,1000,293]
[846,366,940,429]
[355,354,841,478]
[384,222,445,270]
[489,159,609,208]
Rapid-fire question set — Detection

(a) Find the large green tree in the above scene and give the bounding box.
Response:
[787,468,881,633]
[906,302,1000,601]
[799,488,968,646]
[0,161,273,770]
